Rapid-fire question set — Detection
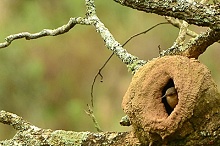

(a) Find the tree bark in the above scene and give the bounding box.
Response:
[113,0,220,29]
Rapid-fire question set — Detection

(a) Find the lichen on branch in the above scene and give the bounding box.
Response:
[114,0,220,30]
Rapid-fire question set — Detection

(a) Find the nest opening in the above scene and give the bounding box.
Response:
[161,78,178,115]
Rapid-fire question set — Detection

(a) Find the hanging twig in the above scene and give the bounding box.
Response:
[85,104,103,132]
[90,22,170,107]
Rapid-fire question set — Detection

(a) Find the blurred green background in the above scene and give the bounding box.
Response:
[0,0,219,140]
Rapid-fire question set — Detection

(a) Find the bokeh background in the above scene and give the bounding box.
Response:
[0,0,219,140]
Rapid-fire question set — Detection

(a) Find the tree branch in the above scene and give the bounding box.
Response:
[165,16,198,38]
[0,110,31,131]
[160,28,220,58]
[0,110,139,146]
[0,0,146,74]
[114,0,220,30]
[0,17,90,48]
[86,0,146,73]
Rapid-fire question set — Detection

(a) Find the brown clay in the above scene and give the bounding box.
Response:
[122,55,219,145]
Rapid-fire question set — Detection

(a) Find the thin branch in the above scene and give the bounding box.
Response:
[123,22,170,46]
[0,0,145,74]
[165,17,198,38]
[172,20,189,47]
[0,17,90,48]
[85,0,146,73]
[85,104,103,132]
[90,53,114,107]
[90,22,169,107]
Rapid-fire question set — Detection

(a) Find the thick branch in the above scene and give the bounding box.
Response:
[114,0,220,30]
[0,110,140,146]
[0,110,31,131]
[160,29,220,58]
[181,28,220,58]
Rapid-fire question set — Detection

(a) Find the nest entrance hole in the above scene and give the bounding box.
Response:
[162,78,176,115]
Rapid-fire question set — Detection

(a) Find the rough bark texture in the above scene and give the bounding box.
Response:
[122,55,220,145]
[114,0,220,29]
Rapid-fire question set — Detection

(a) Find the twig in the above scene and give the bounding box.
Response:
[123,22,170,46]
[165,17,197,38]
[158,45,162,57]
[0,17,90,48]
[90,22,169,107]
[85,104,103,132]
[0,0,145,73]
[173,20,189,47]
[90,53,114,107]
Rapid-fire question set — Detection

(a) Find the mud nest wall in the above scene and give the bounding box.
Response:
[122,55,220,145]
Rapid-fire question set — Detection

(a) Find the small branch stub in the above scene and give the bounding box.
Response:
[122,55,220,145]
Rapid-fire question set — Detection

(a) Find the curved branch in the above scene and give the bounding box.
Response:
[85,0,147,73]
[0,0,146,74]
[160,29,220,58]
[165,16,198,37]
[114,0,220,30]
[181,29,220,58]
[0,17,90,48]
[0,111,139,145]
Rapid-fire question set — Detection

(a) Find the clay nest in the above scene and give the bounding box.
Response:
[122,55,219,145]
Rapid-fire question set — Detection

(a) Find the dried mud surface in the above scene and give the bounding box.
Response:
[122,55,214,142]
